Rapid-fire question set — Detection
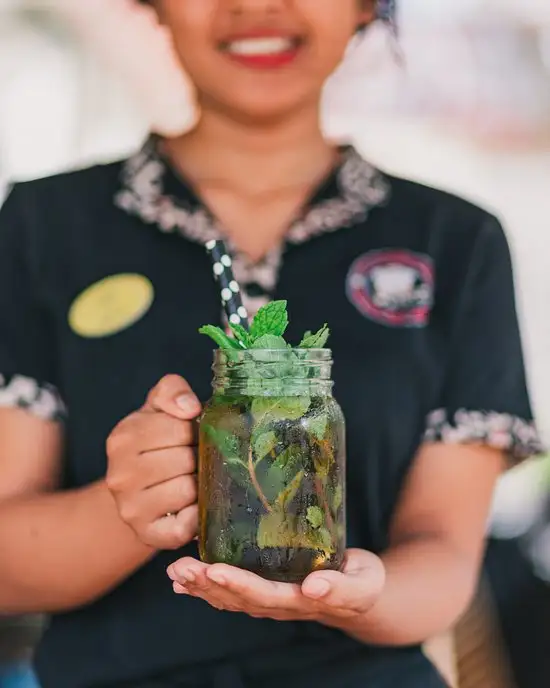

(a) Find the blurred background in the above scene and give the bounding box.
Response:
[0,0,549,686]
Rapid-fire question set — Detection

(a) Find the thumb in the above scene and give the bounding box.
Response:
[301,549,385,613]
[142,374,202,421]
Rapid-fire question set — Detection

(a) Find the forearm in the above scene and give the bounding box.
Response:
[0,481,155,614]
[336,536,479,646]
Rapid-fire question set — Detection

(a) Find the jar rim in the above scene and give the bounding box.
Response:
[213,347,332,361]
[212,347,332,353]
[212,347,333,389]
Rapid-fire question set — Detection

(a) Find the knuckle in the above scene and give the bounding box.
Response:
[146,389,161,410]
[105,470,125,494]
[159,374,190,397]
[106,413,141,458]
[117,499,141,526]
[105,426,126,460]
[162,373,187,387]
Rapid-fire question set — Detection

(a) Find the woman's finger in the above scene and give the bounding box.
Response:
[143,374,201,420]
[140,474,197,518]
[302,549,385,614]
[203,563,305,611]
[115,474,196,537]
[140,446,196,487]
[144,504,199,550]
[167,559,321,619]
[107,411,196,466]
[134,412,197,454]
[167,557,209,587]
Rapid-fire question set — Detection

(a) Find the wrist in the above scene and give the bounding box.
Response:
[90,480,157,561]
[319,598,381,638]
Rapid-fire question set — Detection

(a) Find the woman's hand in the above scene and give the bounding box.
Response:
[106,375,201,550]
[166,549,385,627]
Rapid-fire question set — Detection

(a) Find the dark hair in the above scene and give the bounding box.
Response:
[377,0,396,24]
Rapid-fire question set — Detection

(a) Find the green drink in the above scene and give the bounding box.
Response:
[198,302,346,582]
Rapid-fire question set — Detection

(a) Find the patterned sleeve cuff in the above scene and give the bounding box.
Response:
[424,408,546,463]
[0,374,66,422]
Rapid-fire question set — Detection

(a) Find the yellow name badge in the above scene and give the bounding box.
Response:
[68,274,155,338]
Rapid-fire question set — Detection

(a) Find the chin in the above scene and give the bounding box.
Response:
[214,90,318,125]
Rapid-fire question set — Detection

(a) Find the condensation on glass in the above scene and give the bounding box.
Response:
[198,348,346,582]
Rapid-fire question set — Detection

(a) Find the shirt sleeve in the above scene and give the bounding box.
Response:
[424,215,544,463]
[0,185,65,421]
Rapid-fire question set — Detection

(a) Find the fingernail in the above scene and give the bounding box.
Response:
[207,569,226,585]
[305,579,330,598]
[176,394,198,413]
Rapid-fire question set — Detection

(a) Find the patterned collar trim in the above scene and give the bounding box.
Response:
[114,136,390,251]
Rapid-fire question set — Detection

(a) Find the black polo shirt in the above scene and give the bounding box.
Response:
[0,138,543,688]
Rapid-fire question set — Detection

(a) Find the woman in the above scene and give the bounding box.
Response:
[0,1,543,687]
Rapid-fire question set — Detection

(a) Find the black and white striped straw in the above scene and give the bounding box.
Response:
[205,239,249,330]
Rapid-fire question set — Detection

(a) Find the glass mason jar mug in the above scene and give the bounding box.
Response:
[198,347,346,582]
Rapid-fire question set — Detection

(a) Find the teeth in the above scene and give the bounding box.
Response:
[225,37,295,56]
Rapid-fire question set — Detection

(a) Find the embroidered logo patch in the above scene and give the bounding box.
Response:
[346,250,434,327]
[68,274,154,338]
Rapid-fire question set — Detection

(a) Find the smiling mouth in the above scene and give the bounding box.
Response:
[219,36,305,69]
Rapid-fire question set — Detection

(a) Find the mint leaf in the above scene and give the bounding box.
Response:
[253,431,277,463]
[306,505,324,529]
[332,484,343,513]
[224,457,250,489]
[262,463,287,503]
[199,325,241,350]
[310,526,333,552]
[257,510,315,550]
[271,445,302,478]
[203,424,240,458]
[251,396,310,423]
[203,425,248,488]
[299,324,330,349]
[249,300,288,340]
[275,469,305,509]
[308,413,328,441]
[263,445,303,502]
[251,334,288,350]
[257,510,295,549]
[229,323,250,348]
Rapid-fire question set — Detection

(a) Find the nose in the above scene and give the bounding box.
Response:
[229,0,284,16]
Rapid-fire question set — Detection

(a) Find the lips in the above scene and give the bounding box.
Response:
[219,34,304,69]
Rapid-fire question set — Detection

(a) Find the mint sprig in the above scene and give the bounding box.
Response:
[229,323,251,348]
[199,300,330,350]
[198,325,242,350]
[249,300,288,340]
[298,324,330,349]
